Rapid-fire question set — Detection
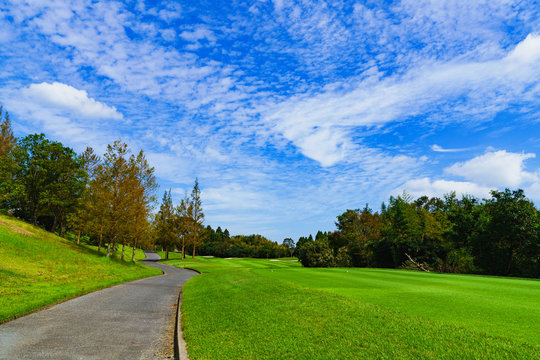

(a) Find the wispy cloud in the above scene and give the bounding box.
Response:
[431,144,472,153]
[265,34,540,166]
[2,0,540,240]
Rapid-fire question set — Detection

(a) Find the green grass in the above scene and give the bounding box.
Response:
[164,257,540,359]
[0,215,161,323]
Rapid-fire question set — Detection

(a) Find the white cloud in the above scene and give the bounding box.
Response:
[395,177,493,199]
[23,82,123,120]
[445,150,537,187]
[398,149,540,201]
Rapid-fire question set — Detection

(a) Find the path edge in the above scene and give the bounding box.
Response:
[174,271,199,360]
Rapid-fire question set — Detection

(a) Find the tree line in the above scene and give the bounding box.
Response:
[0,109,161,260]
[200,226,288,258]
[292,190,539,278]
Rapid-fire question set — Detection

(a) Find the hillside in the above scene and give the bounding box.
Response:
[0,215,161,323]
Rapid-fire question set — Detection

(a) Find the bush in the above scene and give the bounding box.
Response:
[298,238,335,267]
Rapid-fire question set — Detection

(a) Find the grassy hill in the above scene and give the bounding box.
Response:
[164,257,540,360]
[0,215,161,323]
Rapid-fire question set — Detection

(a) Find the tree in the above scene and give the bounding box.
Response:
[187,178,204,258]
[0,107,15,158]
[94,141,132,257]
[126,150,157,261]
[11,134,55,224]
[67,147,100,245]
[175,193,191,260]
[282,238,295,257]
[0,107,17,207]
[155,190,176,260]
[42,142,86,236]
[473,189,539,277]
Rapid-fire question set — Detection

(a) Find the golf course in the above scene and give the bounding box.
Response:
[164,256,540,359]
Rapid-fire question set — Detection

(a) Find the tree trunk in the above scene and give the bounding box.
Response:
[112,241,117,256]
[98,227,103,253]
[59,215,65,237]
[166,246,169,260]
[106,240,111,257]
[51,215,57,233]
[131,240,137,262]
[77,228,81,245]
[32,206,38,225]
[121,242,125,261]
[192,245,196,259]
[182,237,185,260]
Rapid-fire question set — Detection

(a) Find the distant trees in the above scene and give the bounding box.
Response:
[296,190,540,278]
[199,228,287,258]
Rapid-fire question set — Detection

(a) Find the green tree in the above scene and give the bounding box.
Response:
[473,189,539,277]
[42,142,86,236]
[282,238,295,257]
[11,134,55,224]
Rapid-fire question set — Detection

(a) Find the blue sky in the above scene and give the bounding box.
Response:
[1,1,540,242]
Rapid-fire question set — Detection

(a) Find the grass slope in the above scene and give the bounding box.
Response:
[0,215,161,323]
[164,257,540,360]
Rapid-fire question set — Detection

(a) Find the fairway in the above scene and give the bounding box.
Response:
[165,256,540,359]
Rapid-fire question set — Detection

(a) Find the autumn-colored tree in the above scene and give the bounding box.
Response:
[175,193,191,260]
[67,147,101,245]
[125,150,157,261]
[0,107,17,206]
[93,141,132,257]
[187,178,204,258]
[155,189,176,260]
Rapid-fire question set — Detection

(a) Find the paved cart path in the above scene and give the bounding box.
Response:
[0,252,196,360]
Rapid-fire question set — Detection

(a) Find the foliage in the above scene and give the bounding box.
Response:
[297,189,539,278]
[0,112,158,260]
[199,226,288,258]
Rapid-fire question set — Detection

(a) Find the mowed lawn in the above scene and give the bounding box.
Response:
[0,215,161,323]
[164,256,540,360]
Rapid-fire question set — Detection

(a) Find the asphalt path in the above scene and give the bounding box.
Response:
[0,251,197,360]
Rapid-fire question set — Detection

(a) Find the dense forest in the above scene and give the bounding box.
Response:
[294,191,540,278]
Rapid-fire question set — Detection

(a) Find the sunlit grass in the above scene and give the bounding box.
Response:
[165,257,539,359]
[0,215,161,323]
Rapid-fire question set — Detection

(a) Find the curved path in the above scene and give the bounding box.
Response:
[0,251,197,360]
